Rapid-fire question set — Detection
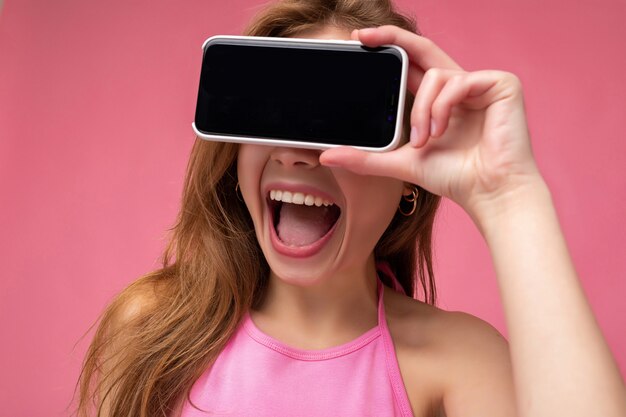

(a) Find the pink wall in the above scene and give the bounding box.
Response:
[1,0,624,415]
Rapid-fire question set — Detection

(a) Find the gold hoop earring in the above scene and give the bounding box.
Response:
[398,187,418,216]
[235,182,243,202]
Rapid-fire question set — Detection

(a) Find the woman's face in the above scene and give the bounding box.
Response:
[237,26,405,286]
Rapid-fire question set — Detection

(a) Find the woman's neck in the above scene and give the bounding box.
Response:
[250,256,380,349]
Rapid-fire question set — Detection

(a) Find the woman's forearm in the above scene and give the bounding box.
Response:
[476,179,626,417]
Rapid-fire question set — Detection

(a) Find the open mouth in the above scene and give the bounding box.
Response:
[268,190,341,248]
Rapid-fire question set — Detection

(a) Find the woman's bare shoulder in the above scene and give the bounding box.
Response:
[385,289,507,348]
[384,289,516,416]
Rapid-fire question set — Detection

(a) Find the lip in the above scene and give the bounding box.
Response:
[264,182,342,258]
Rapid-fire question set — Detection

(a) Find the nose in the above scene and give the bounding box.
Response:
[270,147,321,169]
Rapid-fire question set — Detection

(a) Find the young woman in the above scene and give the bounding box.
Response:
[77,0,626,416]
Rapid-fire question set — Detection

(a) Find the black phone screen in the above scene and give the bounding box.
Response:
[194,39,405,148]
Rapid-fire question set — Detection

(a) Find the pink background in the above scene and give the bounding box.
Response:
[1,0,625,415]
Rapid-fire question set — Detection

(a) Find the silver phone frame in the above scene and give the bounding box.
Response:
[192,35,408,152]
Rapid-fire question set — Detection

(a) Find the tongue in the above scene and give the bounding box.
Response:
[277,203,336,247]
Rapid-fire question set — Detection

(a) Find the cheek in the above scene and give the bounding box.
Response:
[237,145,268,218]
[340,174,404,242]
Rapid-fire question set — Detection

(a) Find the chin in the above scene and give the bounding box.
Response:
[261,241,342,288]
[271,269,328,287]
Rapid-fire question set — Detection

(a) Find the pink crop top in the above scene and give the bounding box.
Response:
[180,266,414,416]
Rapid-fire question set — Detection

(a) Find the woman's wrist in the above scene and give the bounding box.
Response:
[467,173,553,242]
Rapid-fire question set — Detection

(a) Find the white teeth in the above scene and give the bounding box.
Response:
[292,192,304,204]
[269,189,334,206]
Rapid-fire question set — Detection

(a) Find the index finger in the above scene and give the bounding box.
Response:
[320,144,423,186]
[355,25,462,71]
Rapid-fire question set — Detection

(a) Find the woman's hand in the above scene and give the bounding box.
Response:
[324,27,626,417]
[319,25,544,225]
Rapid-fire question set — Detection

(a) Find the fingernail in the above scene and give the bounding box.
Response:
[430,119,436,137]
[360,28,375,36]
[410,126,418,146]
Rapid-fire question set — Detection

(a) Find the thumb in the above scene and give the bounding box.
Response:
[319,146,418,184]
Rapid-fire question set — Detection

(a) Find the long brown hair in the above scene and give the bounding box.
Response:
[76,1,440,415]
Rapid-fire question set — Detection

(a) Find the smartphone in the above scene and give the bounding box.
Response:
[192,35,408,152]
